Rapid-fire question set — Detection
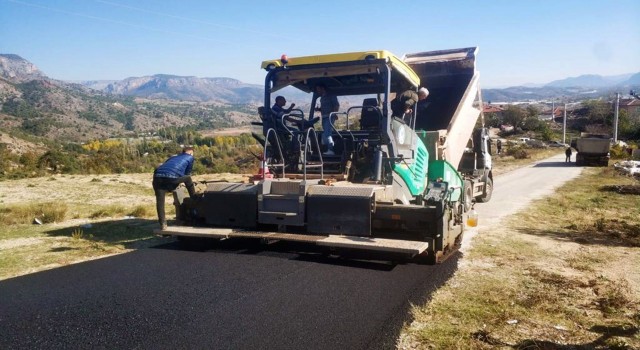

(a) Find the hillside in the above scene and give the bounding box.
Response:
[0,55,256,143]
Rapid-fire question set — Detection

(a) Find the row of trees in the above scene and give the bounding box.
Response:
[0,128,263,180]
[485,105,554,140]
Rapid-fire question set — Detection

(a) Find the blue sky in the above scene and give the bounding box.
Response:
[1,0,639,88]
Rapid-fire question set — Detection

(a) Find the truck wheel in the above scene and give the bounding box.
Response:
[463,180,473,211]
[476,177,493,203]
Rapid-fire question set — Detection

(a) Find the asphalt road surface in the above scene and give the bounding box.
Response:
[0,154,583,349]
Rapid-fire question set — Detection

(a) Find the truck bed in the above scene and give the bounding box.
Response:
[403,47,482,168]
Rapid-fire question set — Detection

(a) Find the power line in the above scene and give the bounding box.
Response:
[5,0,255,47]
[95,0,305,42]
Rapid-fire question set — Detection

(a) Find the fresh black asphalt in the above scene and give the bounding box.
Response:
[0,238,459,349]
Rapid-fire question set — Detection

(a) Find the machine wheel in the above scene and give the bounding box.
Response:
[463,180,473,211]
[476,177,493,203]
[415,248,439,265]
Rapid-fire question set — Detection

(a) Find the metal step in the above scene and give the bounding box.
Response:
[259,193,304,226]
[157,226,429,256]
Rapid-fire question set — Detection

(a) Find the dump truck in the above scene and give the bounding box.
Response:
[571,133,611,166]
[159,47,491,263]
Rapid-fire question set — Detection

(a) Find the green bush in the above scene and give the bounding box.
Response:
[506,146,530,159]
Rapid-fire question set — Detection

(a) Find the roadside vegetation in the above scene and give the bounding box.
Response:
[0,128,262,180]
[400,167,640,349]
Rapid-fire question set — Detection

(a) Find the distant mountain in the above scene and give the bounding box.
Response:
[0,54,45,82]
[83,75,264,103]
[545,73,633,88]
[484,72,640,102]
[79,80,117,90]
[625,73,640,85]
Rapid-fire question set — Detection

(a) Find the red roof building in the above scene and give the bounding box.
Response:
[619,99,640,118]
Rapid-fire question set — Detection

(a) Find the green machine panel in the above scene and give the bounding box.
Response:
[427,160,462,202]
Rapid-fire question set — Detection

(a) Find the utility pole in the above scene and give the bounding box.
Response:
[551,99,555,122]
[613,93,619,143]
[563,103,567,144]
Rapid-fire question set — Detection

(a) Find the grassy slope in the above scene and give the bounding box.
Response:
[399,167,640,349]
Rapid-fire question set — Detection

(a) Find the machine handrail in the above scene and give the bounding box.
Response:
[279,108,306,136]
[262,128,286,178]
[328,111,347,142]
[302,128,323,181]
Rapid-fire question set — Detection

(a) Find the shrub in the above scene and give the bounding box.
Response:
[506,146,530,159]
[0,202,67,225]
[90,205,126,219]
[610,145,630,160]
[71,227,84,240]
[128,205,151,218]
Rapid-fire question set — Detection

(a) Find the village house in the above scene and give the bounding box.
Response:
[619,99,640,120]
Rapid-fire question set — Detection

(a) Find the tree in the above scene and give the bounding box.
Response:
[582,100,612,125]
[502,105,526,129]
[525,105,539,118]
[484,113,501,128]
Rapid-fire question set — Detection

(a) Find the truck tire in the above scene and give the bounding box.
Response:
[463,180,473,211]
[476,177,493,203]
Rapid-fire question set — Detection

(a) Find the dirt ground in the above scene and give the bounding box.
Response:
[200,125,255,137]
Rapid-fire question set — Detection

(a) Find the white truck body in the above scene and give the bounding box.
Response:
[404,47,492,202]
[573,133,611,166]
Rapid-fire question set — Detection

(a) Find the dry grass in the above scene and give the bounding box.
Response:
[400,167,640,349]
[0,202,68,225]
[0,172,248,280]
[492,148,564,176]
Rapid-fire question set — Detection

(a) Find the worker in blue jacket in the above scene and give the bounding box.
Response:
[153,146,196,230]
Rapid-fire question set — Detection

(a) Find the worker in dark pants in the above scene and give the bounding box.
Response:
[153,146,196,230]
[565,147,572,162]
